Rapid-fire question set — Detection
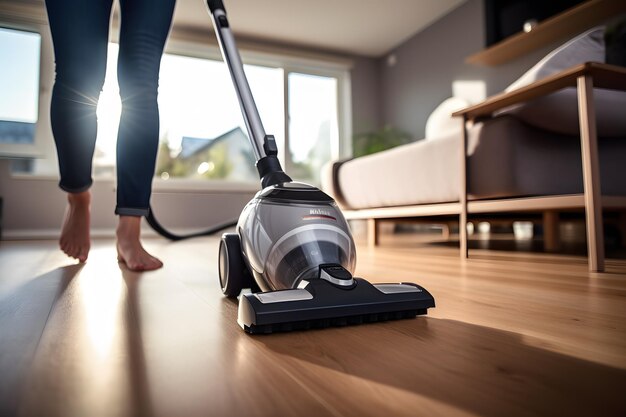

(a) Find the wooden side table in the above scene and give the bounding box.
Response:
[453,62,626,272]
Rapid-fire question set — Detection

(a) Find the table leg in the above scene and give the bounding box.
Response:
[543,211,561,252]
[577,75,605,272]
[460,115,468,259]
[367,218,379,248]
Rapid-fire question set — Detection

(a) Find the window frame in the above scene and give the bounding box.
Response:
[0,22,48,160]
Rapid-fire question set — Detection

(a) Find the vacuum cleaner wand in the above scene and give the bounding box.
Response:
[206,0,291,188]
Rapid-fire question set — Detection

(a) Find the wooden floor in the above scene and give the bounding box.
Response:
[1,233,626,417]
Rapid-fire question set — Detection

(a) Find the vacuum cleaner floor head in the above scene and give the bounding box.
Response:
[238,276,435,334]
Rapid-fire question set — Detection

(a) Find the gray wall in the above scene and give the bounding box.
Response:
[350,56,381,135]
[379,0,566,139]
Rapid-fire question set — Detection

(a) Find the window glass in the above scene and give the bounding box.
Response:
[0,27,41,145]
[288,72,337,184]
[94,43,284,181]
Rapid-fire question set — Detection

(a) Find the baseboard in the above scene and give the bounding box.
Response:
[2,228,115,240]
[1,226,227,241]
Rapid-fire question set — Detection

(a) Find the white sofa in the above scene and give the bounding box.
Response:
[322,26,626,274]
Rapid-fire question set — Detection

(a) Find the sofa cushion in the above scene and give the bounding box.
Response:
[425,97,468,140]
[322,116,626,210]
[498,26,626,137]
[505,27,606,92]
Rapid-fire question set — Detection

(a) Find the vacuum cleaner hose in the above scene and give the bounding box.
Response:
[146,206,237,241]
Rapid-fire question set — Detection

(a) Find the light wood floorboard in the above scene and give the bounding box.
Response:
[1,235,625,417]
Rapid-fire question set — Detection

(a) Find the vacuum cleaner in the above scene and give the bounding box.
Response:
[149,0,435,334]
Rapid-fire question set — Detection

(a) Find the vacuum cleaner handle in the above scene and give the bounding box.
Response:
[206,0,292,187]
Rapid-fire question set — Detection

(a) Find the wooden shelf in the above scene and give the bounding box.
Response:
[342,195,626,220]
[466,0,626,66]
[469,195,626,213]
[343,202,461,220]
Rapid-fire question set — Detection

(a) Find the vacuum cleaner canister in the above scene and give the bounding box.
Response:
[219,183,435,334]
[207,0,434,333]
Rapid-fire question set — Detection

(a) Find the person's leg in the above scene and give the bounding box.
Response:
[115,0,176,271]
[45,0,113,262]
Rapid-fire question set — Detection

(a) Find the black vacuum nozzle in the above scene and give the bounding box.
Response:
[238,278,435,334]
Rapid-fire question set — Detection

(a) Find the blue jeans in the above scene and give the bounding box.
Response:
[46,0,176,216]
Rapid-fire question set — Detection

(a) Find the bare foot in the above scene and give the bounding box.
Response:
[59,191,91,263]
[116,215,163,271]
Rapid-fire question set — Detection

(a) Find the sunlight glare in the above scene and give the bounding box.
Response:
[79,270,124,357]
[96,43,122,165]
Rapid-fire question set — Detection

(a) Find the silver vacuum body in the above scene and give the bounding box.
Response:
[237,182,356,292]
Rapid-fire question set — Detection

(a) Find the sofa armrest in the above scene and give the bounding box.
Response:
[320,159,353,209]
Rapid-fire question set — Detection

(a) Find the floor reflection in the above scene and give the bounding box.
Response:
[80,267,123,357]
[121,268,155,417]
[0,265,82,417]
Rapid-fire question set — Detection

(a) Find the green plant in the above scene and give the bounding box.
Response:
[352,126,412,158]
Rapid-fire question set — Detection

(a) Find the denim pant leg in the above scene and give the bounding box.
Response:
[45,0,113,193]
[114,0,176,217]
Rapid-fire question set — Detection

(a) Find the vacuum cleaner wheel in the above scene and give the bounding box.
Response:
[219,233,254,297]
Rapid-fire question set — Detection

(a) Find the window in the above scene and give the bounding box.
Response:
[4,27,351,186]
[0,27,41,149]
[287,72,338,184]
[94,43,347,186]
[95,43,285,183]
[157,54,283,183]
